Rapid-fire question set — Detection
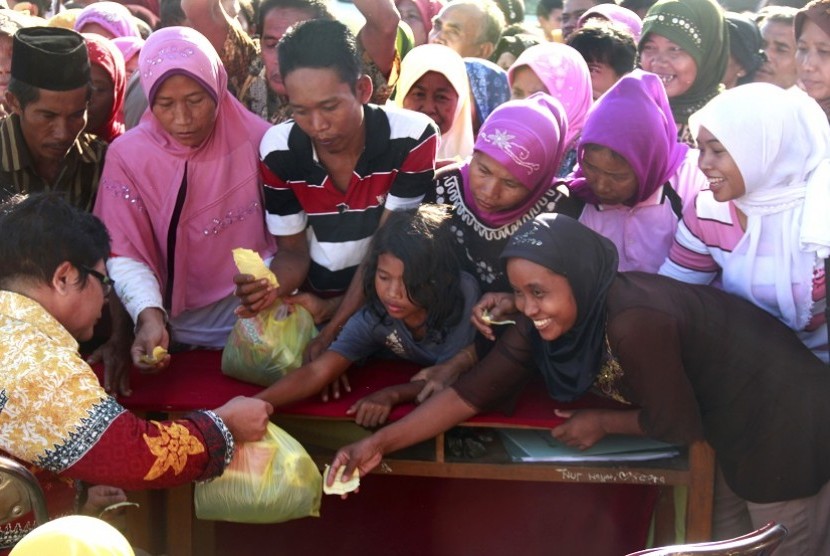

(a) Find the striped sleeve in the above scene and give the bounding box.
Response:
[659,191,721,284]
[260,124,307,236]
[385,109,438,211]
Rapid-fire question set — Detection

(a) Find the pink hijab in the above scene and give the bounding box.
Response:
[94,27,274,317]
[396,0,445,36]
[507,43,592,152]
[74,1,141,38]
[578,4,643,41]
[461,93,568,228]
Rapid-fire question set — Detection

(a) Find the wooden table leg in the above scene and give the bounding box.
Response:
[685,441,715,542]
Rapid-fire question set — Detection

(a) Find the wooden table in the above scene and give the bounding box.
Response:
[99,351,715,555]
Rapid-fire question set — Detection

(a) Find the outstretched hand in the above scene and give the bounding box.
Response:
[327,437,384,499]
[470,292,518,341]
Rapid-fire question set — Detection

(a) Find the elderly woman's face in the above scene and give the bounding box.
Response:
[797,19,830,103]
[639,33,698,98]
[507,258,578,341]
[403,71,459,134]
[151,74,216,148]
[468,150,530,214]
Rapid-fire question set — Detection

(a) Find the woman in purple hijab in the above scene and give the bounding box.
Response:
[425,93,583,294]
[568,69,707,273]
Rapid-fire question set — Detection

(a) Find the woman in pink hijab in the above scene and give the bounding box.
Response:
[507,42,592,177]
[74,1,141,39]
[577,3,643,41]
[94,27,275,369]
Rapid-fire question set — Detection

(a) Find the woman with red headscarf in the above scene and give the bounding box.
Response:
[84,34,127,143]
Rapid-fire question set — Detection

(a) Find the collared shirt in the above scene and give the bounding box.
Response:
[0,114,107,212]
[260,104,438,293]
[0,290,231,492]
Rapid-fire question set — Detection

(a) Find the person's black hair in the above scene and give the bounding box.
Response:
[491,32,541,63]
[7,77,39,109]
[567,21,637,77]
[257,0,333,37]
[278,19,361,88]
[361,204,464,338]
[0,193,110,289]
[536,0,563,18]
[159,0,187,28]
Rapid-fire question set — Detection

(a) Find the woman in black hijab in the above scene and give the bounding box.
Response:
[329,214,830,552]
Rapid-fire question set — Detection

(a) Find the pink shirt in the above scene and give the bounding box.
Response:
[578,150,706,273]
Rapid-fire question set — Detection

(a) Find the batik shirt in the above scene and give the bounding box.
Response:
[0,291,233,496]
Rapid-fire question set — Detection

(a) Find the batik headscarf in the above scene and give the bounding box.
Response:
[570,69,687,206]
[578,4,643,41]
[639,0,728,127]
[74,1,141,38]
[461,93,568,228]
[394,44,473,160]
[464,58,510,126]
[689,83,830,330]
[396,0,445,38]
[84,33,127,143]
[507,43,592,152]
[9,515,134,556]
[500,213,619,402]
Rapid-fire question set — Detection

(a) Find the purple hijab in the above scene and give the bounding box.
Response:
[570,70,688,206]
[74,1,141,38]
[461,92,568,228]
[578,4,643,41]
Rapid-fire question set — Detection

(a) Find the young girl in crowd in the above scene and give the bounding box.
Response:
[569,70,706,273]
[638,0,728,145]
[94,27,275,380]
[394,44,474,163]
[506,43,592,176]
[256,205,479,428]
[795,0,830,120]
[330,213,830,555]
[659,83,830,364]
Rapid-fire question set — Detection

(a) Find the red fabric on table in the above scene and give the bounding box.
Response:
[93,350,627,427]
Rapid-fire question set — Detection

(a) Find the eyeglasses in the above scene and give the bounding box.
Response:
[80,265,115,297]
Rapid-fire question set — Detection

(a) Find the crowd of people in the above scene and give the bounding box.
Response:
[0,0,829,553]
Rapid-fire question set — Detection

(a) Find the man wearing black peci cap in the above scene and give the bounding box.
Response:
[0,27,106,212]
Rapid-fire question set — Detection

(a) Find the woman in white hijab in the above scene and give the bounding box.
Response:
[660,83,830,364]
[393,44,474,164]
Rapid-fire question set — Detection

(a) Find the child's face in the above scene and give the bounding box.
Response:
[375,253,428,332]
[580,145,638,206]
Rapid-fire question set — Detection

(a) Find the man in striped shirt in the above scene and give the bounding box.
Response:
[0,27,106,212]
[235,19,438,359]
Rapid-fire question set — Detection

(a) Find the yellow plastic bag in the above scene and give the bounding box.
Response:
[194,423,322,523]
[221,302,317,386]
[222,248,317,386]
